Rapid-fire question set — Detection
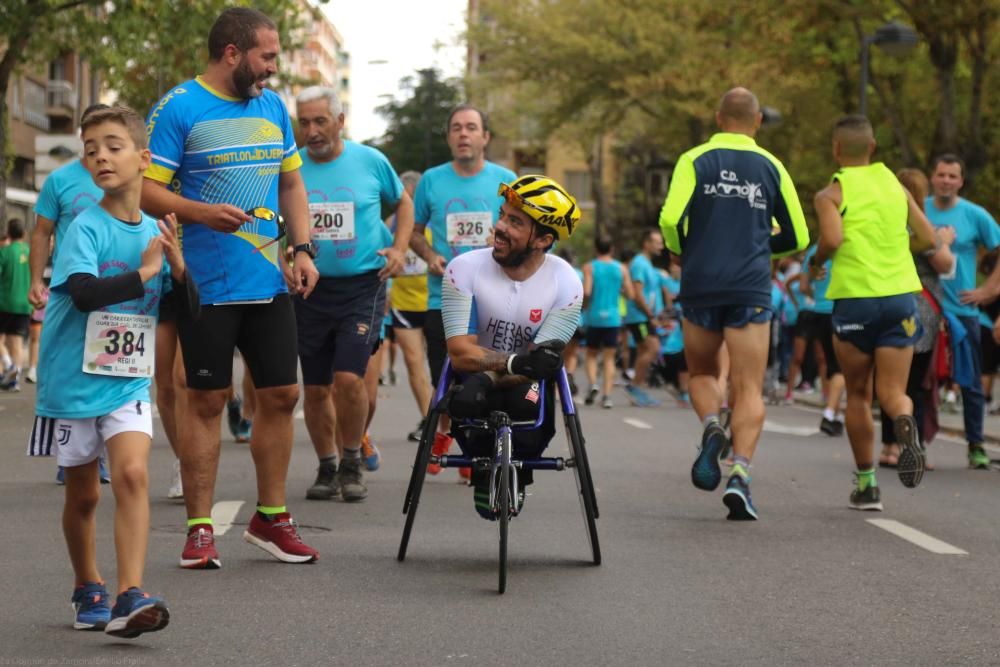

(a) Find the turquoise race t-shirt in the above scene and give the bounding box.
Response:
[624,254,660,325]
[36,206,171,419]
[926,197,1000,318]
[413,161,516,309]
[145,76,301,304]
[298,141,401,278]
[34,159,103,259]
[802,245,833,314]
[588,258,624,328]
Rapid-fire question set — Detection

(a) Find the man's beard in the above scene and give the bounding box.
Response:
[492,230,535,268]
[233,60,263,99]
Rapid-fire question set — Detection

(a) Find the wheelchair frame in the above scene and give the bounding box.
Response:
[397,360,601,594]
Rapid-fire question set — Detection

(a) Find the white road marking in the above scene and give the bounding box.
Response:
[211,501,245,536]
[762,419,818,436]
[623,417,652,430]
[866,519,968,555]
[294,409,305,420]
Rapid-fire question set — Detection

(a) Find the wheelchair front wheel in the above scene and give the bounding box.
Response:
[497,427,512,594]
[566,413,601,566]
[398,403,442,562]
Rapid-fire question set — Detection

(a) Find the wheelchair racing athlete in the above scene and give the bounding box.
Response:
[441,175,584,518]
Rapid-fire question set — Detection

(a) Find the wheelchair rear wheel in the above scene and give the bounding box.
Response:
[497,427,512,594]
[398,401,443,562]
[566,413,601,565]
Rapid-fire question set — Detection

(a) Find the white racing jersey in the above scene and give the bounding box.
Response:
[442,248,583,354]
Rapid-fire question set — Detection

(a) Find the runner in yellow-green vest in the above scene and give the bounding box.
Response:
[810,114,936,512]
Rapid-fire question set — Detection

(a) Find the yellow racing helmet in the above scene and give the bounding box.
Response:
[498,174,581,242]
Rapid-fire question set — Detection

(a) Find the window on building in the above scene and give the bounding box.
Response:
[564,170,594,206]
[23,79,50,131]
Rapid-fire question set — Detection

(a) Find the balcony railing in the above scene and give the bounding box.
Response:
[46,80,77,119]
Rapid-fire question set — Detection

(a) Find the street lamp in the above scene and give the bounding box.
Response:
[859,20,919,116]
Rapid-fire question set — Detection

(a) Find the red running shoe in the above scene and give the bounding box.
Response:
[180,524,221,569]
[426,432,452,475]
[243,512,318,563]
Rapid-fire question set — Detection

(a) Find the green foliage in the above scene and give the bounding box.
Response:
[84,0,320,115]
[469,0,1000,236]
[368,68,463,173]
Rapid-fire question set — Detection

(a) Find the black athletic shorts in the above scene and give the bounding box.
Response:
[797,311,840,377]
[424,308,447,388]
[177,293,298,391]
[295,272,387,384]
[626,322,651,343]
[392,308,427,330]
[452,380,556,484]
[0,312,29,337]
[587,326,620,350]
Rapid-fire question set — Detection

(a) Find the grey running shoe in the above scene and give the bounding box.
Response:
[893,414,925,488]
[601,395,613,409]
[849,484,883,511]
[337,458,368,502]
[305,462,338,500]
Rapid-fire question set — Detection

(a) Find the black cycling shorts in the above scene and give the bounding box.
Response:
[177,293,298,391]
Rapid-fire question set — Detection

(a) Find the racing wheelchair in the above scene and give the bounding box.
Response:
[397,359,601,594]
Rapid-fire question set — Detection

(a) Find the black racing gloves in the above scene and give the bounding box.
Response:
[507,340,565,381]
[449,372,494,419]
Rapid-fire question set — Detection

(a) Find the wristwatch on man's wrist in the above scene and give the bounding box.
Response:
[293,242,318,260]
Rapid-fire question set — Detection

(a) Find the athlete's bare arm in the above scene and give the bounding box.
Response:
[812,182,843,267]
[410,223,446,276]
[582,263,594,308]
[27,215,54,308]
[379,191,414,280]
[446,334,530,385]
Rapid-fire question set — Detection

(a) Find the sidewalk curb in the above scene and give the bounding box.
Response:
[790,394,1000,445]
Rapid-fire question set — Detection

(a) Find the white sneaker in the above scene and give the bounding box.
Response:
[25,367,37,383]
[167,459,183,499]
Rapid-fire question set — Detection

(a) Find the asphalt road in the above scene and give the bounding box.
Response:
[1,366,998,666]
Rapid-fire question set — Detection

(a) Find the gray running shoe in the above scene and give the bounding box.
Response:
[305,462,338,500]
[337,458,368,502]
[893,414,925,488]
[849,484,883,511]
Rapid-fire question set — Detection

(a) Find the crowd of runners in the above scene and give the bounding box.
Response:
[1,5,999,643]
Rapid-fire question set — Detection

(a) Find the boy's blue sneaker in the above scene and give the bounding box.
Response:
[56,466,65,485]
[105,587,170,639]
[98,457,111,484]
[236,418,252,443]
[722,474,759,521]
[691,423,727,491]
[227,397,243,441]
[71,582,112,630]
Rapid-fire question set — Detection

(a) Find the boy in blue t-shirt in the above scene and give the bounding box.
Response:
[27,107,196,639]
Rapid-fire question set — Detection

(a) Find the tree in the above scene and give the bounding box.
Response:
[368,68,463,173]
[87,0,320,113]
[0,0,103,221]
[468,0,1000,236]
[1,0,321,221]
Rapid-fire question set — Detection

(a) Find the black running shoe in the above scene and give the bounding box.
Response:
[820,417,838,436]
[692,423,727,491]
[585,385,599,406]
[407,418,426,443]
[893,414,925,488]
[722,474,758,520]
[849,484,883,511]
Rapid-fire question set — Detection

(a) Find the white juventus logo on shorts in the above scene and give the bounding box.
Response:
[57,425,72,447]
